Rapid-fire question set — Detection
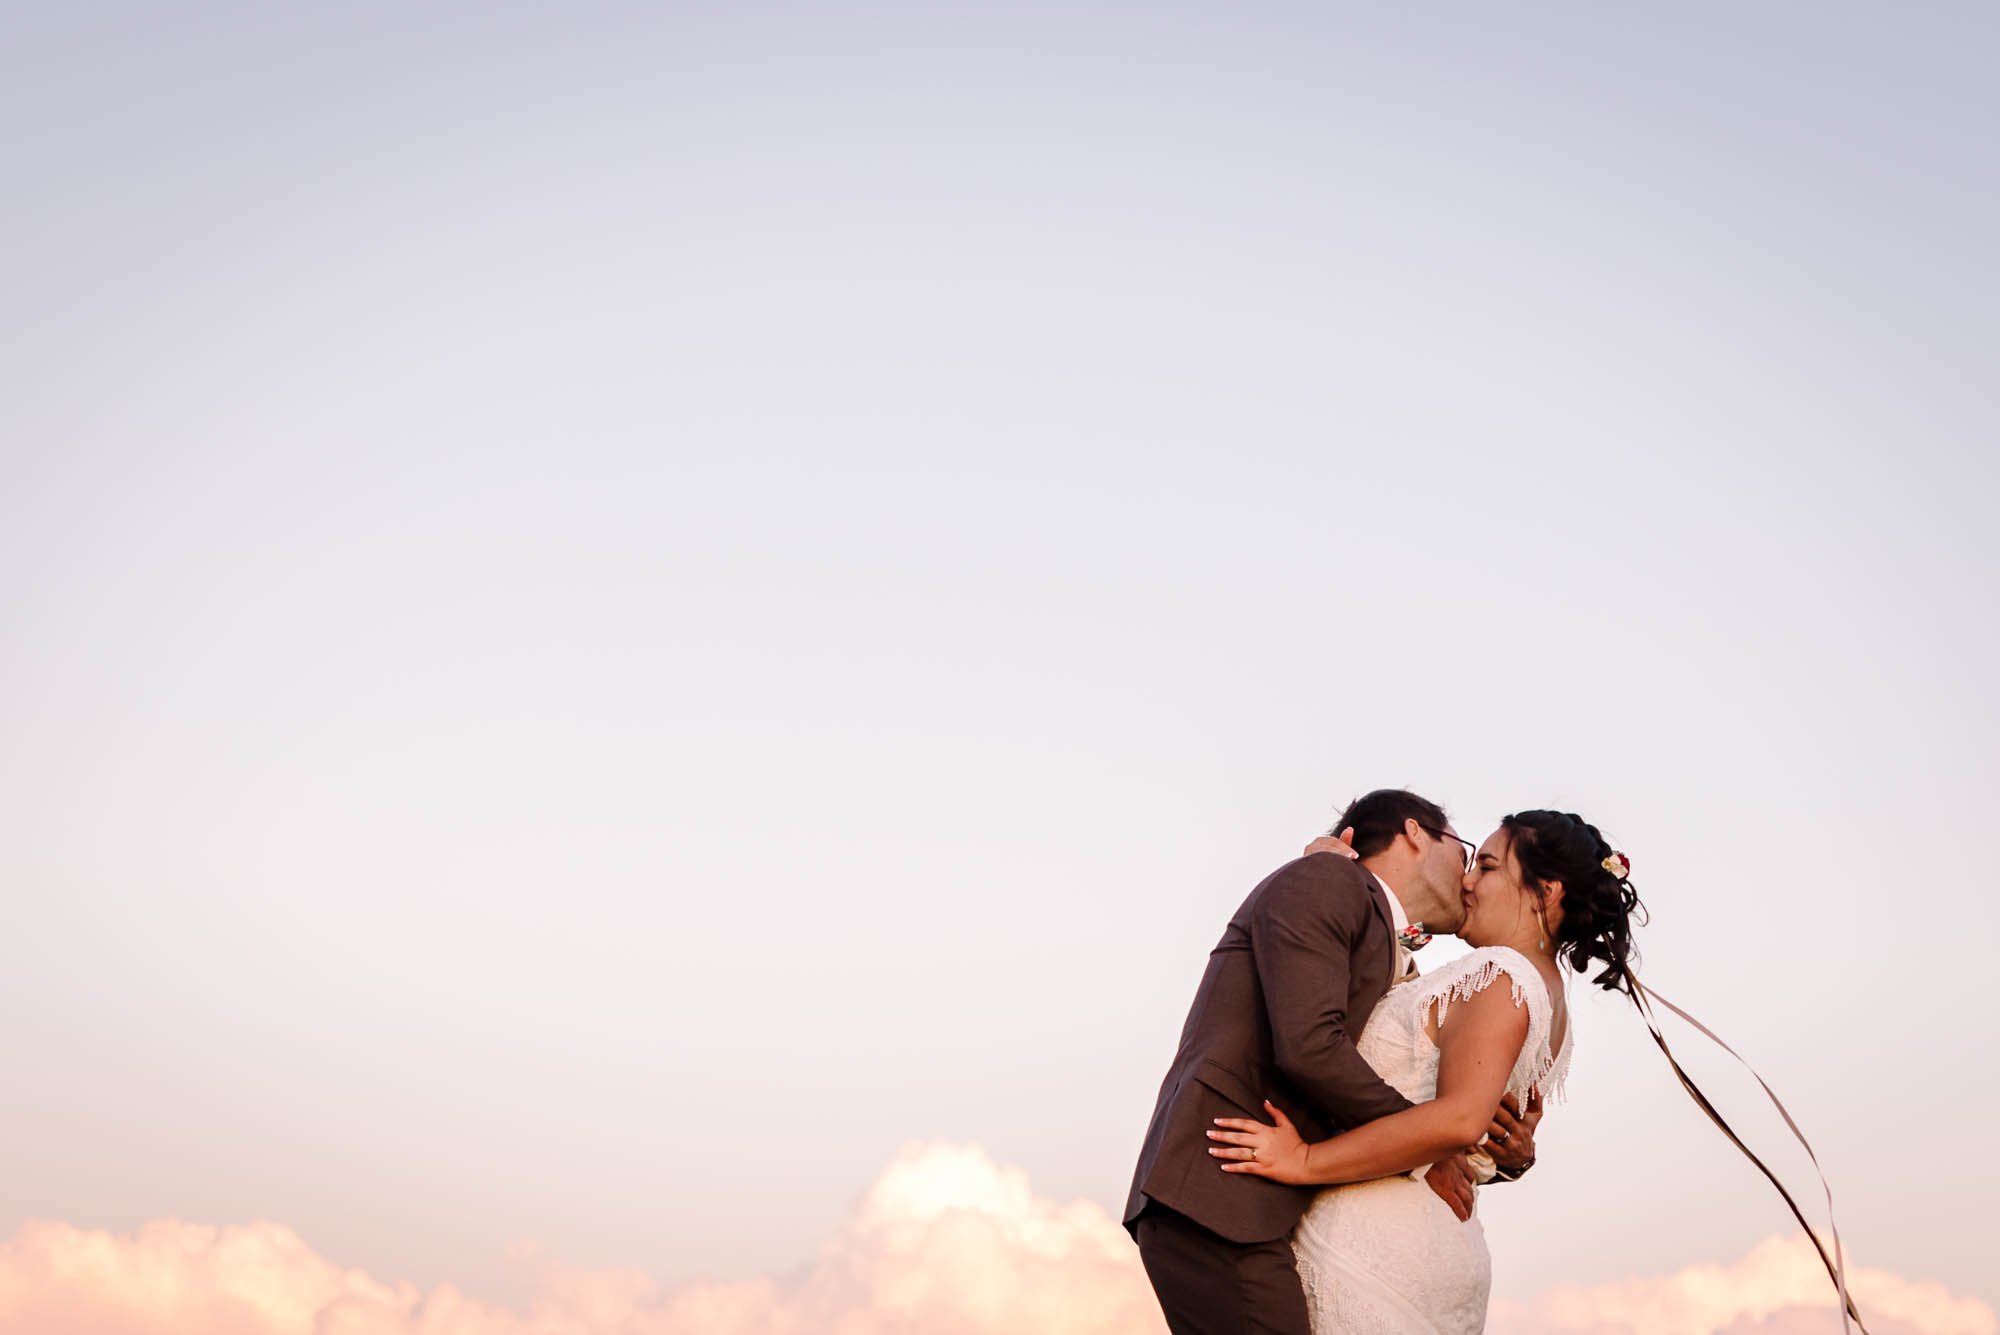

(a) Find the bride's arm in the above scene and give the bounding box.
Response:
[1208,980,1531,1186]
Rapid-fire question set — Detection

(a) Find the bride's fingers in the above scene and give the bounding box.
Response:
[1206,1129,1255,1147]
[1208,1145,1255,1160]
[1262,1099,1295,1129]
[1211,1117,1267,1133]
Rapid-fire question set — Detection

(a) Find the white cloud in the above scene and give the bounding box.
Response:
[0,1145,1988,1335]
[1488,1234,1996,1335]
[0,1143,1162,1335]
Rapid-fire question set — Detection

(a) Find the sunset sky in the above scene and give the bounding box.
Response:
[4,3,1996,1333]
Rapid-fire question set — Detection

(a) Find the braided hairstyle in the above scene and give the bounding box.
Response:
[1500,809,1647,995]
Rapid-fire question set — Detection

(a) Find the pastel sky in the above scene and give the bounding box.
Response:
[3,3,1996,1332]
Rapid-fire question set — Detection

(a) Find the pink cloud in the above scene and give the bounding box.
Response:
[1487,1234,1996,1335]
[0,1144,1162,1335]
[0,1145,1988,1335]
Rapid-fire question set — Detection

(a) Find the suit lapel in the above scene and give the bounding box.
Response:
[1361,871,1399,984]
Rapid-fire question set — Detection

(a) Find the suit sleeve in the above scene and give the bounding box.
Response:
[1249,858,1415,1128]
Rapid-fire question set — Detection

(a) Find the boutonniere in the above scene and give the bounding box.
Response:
[1399,923,1432,952]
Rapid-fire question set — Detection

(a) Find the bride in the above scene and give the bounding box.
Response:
[1205,809,1638,1334]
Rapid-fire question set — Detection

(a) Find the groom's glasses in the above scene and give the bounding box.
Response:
[1421,826,1477,874]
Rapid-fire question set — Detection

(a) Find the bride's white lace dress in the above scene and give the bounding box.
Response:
[1292,947,1572,1334]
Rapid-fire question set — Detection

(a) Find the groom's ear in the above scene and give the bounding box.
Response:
[1337,826,1357,848]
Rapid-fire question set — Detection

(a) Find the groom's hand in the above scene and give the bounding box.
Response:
[1485,1091,1542,1176]
[1424,1155,1478,1222]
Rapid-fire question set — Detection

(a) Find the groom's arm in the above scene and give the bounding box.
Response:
[1248,857,1415,1128]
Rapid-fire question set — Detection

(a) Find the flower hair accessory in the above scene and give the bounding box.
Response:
[1398,923,1433,952]
[1602,851,1631,879]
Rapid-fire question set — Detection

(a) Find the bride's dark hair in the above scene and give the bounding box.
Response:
[1501,810,1866,1330]
[1501,809,1646,995]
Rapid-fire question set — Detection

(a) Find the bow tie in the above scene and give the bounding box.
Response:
[1398,924,1433,952]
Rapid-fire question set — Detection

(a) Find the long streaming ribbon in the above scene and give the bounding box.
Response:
[1627,976,1868,1334]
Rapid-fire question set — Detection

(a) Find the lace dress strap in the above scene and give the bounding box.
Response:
[1414,946,1572,1108]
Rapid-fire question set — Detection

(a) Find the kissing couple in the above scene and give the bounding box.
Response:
[1124,787,1855,1335]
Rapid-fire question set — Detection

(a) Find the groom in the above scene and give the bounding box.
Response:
[1124,788,1534,1335]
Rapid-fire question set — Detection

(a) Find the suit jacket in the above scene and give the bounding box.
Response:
[1124,852,1415,1244]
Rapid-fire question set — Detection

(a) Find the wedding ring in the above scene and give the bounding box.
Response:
[1494,1130,1509,1143]
[1248,1147,1258,1161]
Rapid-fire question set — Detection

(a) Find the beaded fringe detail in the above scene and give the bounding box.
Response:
[1424,949,1571,1108]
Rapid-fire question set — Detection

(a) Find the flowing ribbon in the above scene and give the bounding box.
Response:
[1628,976,1868,1333]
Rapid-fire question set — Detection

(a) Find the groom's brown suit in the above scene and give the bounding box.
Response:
[1126,852,1415,1335]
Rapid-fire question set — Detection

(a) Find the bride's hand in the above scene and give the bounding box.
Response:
[1208,1101,1313,1184]
[1303,829,1359,860]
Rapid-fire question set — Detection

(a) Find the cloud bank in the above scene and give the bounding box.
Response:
[1,1143,1989,1335]
[1488,1234,1996,1335]
[0,1143,1158,1335]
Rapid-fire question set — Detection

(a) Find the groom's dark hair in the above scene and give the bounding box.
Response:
[1331,788,1450,858]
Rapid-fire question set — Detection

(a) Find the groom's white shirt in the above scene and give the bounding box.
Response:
[1369,870,1411,936]
[1368,870,1419,982]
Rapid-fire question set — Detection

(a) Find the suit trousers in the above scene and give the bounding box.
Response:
[1133,1202,1311,1335]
